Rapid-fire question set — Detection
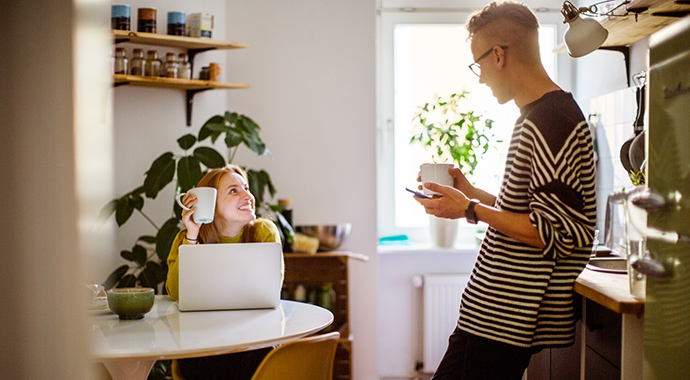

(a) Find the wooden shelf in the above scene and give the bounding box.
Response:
[283,252,368,380]
[111,30,250,126]
[598,0,690,47]
[113,74,249,90]
[113,29,249,50]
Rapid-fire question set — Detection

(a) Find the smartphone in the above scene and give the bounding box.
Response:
[405,187,432,199]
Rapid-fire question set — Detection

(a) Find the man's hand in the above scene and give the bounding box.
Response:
[413,182,470,219]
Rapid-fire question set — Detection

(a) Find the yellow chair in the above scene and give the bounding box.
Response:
[250,331,340,380]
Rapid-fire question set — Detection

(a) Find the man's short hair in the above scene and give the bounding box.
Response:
[466,1,539,41]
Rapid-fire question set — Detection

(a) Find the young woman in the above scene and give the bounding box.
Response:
[166,164,284,380]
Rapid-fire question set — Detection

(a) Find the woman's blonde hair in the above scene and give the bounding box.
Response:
[192,164,264,244]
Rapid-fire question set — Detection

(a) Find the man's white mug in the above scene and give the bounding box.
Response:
[176,187,217,224]
[420,163,454,196]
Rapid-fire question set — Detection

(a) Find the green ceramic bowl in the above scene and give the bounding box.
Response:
[107,287,155,320]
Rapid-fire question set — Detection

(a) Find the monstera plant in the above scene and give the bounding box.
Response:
[100,111,292,292]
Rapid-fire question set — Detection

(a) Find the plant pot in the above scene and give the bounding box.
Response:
[430,216,458,248]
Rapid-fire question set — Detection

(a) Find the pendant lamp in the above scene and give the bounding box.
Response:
[561,1,609,57]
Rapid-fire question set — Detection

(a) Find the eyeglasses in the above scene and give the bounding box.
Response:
[468,45,508,77]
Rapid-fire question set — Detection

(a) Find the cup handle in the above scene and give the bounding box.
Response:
[176,193,192,211]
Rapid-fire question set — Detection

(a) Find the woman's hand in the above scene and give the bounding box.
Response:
[180,193,201,239]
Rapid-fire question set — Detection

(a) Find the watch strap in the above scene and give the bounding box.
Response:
[465,199,479,224]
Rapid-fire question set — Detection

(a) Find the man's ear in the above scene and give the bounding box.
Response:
[495,46,507,70]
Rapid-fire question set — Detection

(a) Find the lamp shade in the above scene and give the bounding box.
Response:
[564,15,608,57]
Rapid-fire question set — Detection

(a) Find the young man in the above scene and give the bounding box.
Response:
[415,2,597,379]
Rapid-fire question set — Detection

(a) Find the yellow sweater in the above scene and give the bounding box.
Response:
[165,218,283,301]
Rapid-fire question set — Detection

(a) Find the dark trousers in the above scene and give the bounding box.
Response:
[178,347,273,380]
[431,327,536,380]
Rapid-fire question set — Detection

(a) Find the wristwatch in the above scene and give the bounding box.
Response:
[465,199,480,224]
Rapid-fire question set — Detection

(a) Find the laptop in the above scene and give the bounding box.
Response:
[177,242,282,312]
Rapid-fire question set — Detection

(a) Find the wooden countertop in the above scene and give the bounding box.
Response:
[575,269,644,315]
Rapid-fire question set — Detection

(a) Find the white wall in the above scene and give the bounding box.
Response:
[224,2,378,378]
[109,0,378,379]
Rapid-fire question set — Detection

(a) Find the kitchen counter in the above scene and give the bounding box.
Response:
[575,268,644,380]
[575,268,644,315]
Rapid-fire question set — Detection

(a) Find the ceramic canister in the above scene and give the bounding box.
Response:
[137,7,157,33]
[167,12,186,36]
[111,5,131,31]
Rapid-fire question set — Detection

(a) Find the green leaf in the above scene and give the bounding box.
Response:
[118,274,137,288]
[138,262,165,291]
[115,197,134,226]
[199,115,226,143]
[132,244,148,267]
[223,130,244,148]
[177,155,203,192]
[128,192,144,211]
[103,264,129,290]
[137,235,157,244]
[144,152,176,199]
[239,114,261,132]
[194,146,226,169]
[120,249,135,262]
[242,133,269,156]
[246,169,276,209]
[224,111,239,125]
[177,134,197,150]
[156,218,181,263]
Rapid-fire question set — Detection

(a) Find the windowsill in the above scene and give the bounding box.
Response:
[377,243,479,255]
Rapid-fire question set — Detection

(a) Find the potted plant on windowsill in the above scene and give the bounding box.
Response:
[410,91,496,247]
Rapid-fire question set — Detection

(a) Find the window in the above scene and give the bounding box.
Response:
[376,7,565,245]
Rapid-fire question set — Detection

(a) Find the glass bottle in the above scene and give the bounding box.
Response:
[144,50,162,77]
[319,283,336,312]
[162,53,178,78]
[177,53,191,79]
[113,47,128,75]
[130,49,145,76]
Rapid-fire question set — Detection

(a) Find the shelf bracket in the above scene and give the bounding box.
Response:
[187,47,217,75]
[186,88,211,126]
[113,81,130,88]
[599,45,631,87]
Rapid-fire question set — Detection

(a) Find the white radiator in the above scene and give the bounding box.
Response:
[422,273,470,374]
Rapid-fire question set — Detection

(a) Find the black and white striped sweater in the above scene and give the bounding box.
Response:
[458,90,597,348]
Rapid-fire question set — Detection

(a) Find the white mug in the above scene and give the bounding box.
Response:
[176,187,217,224]
[420,163,454,196]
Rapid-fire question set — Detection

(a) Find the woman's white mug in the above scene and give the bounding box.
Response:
[420,163,454,196]
[176,187,217,224]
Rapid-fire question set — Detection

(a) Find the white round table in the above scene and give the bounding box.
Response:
[89,296,334,380]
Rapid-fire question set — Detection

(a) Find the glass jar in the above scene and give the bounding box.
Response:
[162,53,178,78]
[144,50,162,77]
[177,53,191,80]
[113,47,128,74]
[130,49,145,76]
[199,66,210,80]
